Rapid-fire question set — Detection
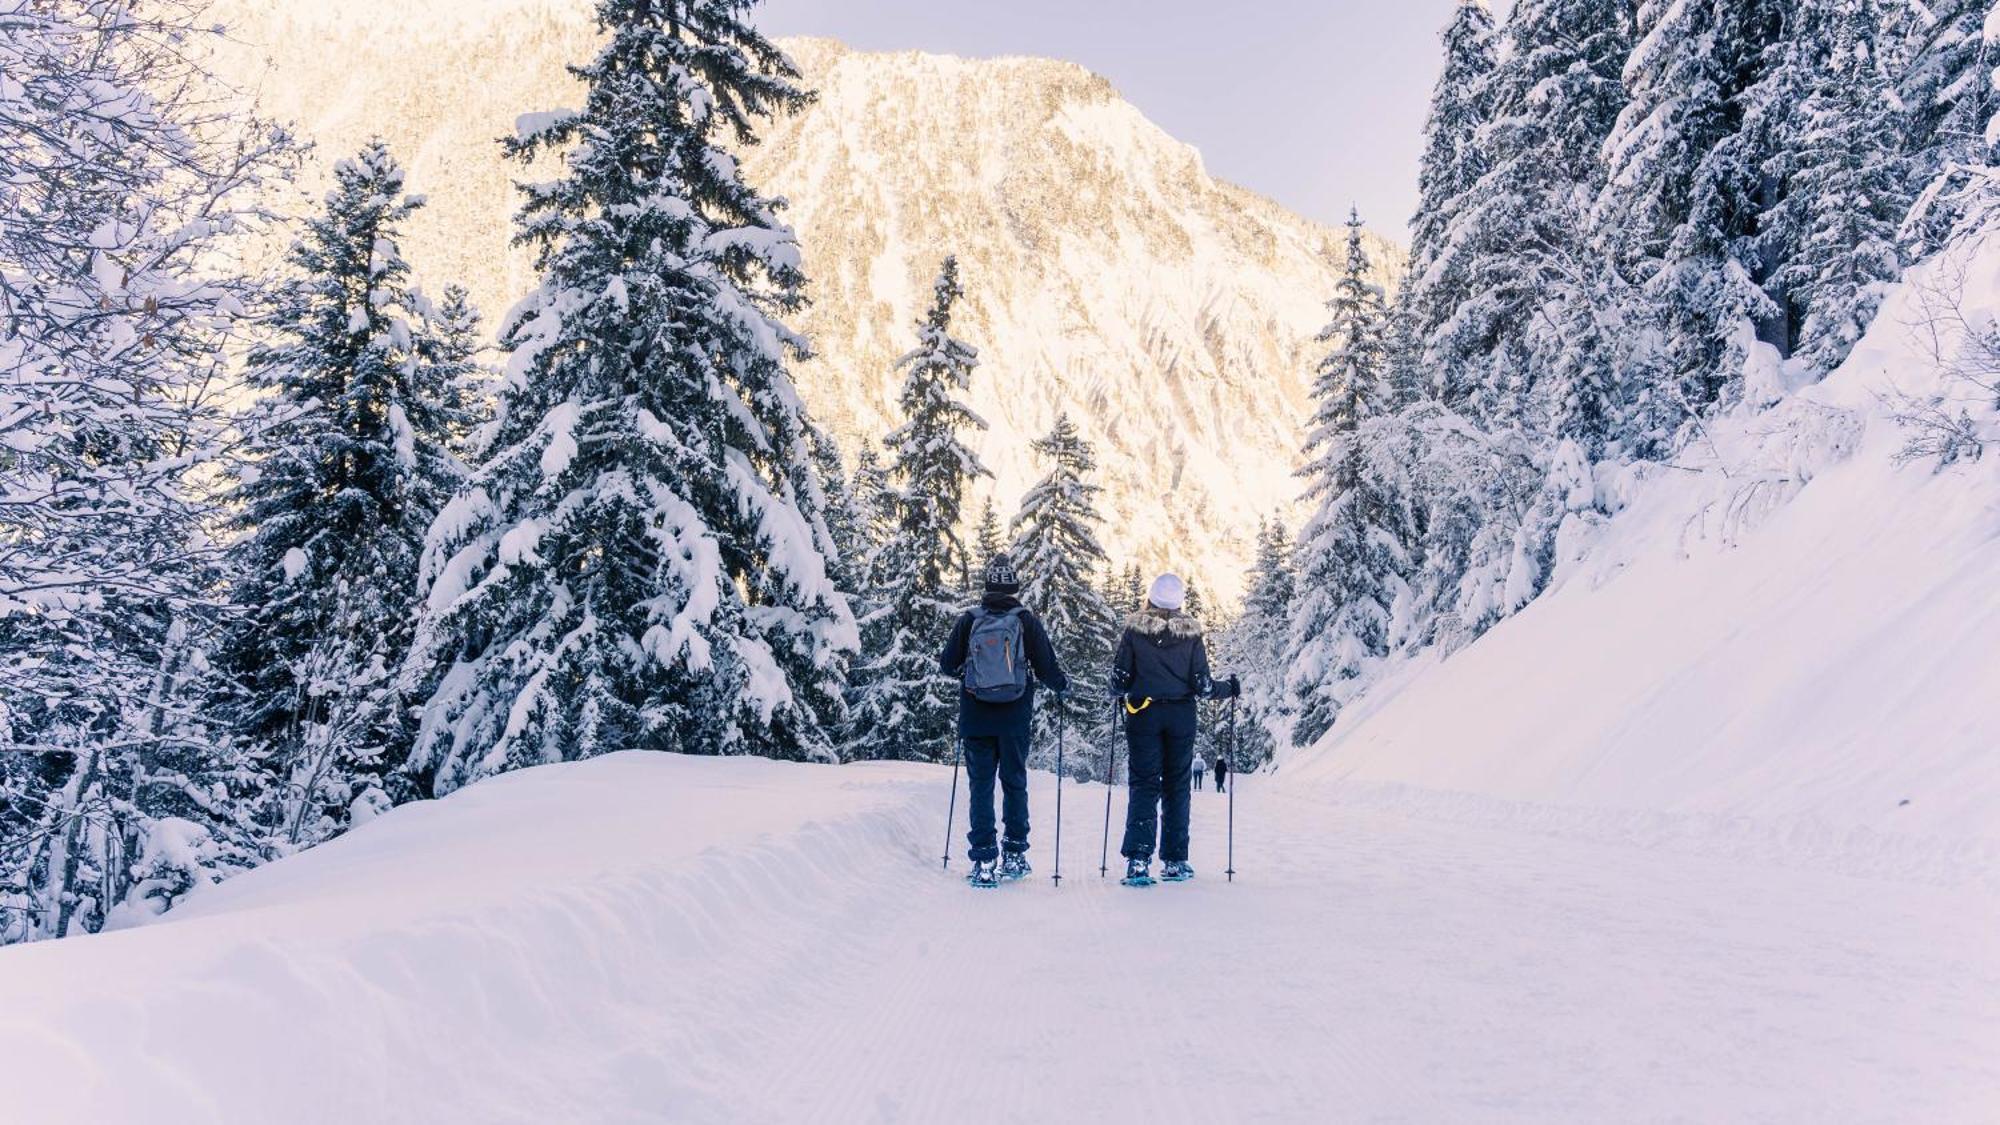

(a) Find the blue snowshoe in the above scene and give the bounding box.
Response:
[1000,853,1032,881]
[1161,861,1194,883]
[1120,857,1156,887]
[967,859,999,889]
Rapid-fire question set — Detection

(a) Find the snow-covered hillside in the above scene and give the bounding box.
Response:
[206,3,1383,595]
[1286,231,2000,867]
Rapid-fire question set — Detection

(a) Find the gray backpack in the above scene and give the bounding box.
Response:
[963,607,1030,703]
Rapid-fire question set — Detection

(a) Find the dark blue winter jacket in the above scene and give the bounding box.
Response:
[1111,610,1231,705]
[939,594,1070,738]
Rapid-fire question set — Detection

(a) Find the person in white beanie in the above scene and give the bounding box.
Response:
[1108,572,1240,886]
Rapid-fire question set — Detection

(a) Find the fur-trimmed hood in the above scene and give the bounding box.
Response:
[1124,610,1203,640]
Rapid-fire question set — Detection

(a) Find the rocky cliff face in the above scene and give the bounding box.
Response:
[208,2,1394,598]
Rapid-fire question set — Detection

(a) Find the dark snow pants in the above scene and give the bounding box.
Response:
[1120,700,1197,862]
[962,732,1030,862]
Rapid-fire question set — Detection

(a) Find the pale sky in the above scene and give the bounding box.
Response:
[755,0,1468,243]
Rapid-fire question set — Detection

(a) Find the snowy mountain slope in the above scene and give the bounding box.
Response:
[2,752,1992,1123]
[205,5,1386,596]
[1284,233,2000,861]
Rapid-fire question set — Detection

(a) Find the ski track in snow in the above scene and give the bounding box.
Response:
[1,753,1994,1124]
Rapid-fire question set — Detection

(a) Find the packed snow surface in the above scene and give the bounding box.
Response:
[1,753,1993,1123]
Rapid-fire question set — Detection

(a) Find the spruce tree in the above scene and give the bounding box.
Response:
[420,285,490,455]
[1008,414,1118,760]
[1121,564,1146,613]
[962,494,1005,599]
[1433,0,1635,437]
[1895,1,1997,251]
[1240,517,1296,681]
[1287,212,1411,745]
[850,442,894,552]
[810,426,874,600]
[973,498,1005,571]
[1785,0,1907,373]
[1406,0,1500,407]
[1183,580,1208,625]
[219,142,477,846]
[1594,0,1789,452]
[0,0,294,941]
[1219,516,1296,768]
[848,258,988,761]
[402,0,856,792]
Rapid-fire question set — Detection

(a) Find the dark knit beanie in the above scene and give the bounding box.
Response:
[983,553,1020,594]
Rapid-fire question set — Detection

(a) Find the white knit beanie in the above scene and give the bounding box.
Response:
[1147,573,1186,611]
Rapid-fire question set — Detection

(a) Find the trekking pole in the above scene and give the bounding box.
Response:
[1100,699,1119,878]
[1226,696,1238,883]
[942,740,961,871]
[1052,704,1065,887]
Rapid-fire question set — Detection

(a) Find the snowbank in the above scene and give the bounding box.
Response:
[0,754,936,1123]
[1289,237,2000,869]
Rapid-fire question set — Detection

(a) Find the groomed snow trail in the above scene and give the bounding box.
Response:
[1,753,1993,1124]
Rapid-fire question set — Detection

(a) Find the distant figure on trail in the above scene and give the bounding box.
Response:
[1214,753,1229,793]
[1111,573,1239,887]
[1192,751,1207,792]
[939,553,1070,889]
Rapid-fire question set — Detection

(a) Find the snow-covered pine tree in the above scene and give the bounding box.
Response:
[1287,211,1412,746]
[1423,0,1639,633]
[1121,564,1146,613]
[850,442,894,550]
[809,426,871,598]
[1008,413,1118,760]
[1094,566,1123,640]
[1218,516,1296,767]
[973,497,1004,570]
[217,141,478,848]
[847,258,987,761]
[1438,0,1634,437]
[0,0,294,942]
[1183,580,1207,625]
[1895,1,1998,251]
[1237,517,1295,686]
[960,495,1006,598]
[1406,0,1500,407]
[418,285,490,456]
[1594,0,1789,453]
[401,0,856,792]
[1783,0,1907,374]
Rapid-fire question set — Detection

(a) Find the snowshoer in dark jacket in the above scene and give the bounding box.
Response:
[1213,753,1229,792]
[939,553,1070,886]
[1111,573,1238,886]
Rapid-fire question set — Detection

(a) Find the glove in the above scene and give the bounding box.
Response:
[1222,675,1242,700]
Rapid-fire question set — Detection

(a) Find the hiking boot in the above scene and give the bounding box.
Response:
[1161,860,1194,882]
[1120,857,1155,887]
[999,852,1032,881]
[967,859,999,889]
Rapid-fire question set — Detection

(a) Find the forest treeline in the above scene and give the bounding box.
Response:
[3,0,1996,943]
